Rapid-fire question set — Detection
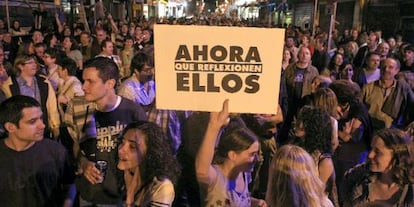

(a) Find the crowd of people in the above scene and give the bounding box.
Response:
[0,3,414,207]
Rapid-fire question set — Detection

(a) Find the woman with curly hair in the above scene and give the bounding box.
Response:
[341,128,414,207]
[117,121,180,207]
[294,105,339,206]
[266,145,333,207]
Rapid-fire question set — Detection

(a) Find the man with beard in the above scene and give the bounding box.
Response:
[359,57,414,131]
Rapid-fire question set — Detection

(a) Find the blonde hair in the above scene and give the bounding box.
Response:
[266,145,329,207]
[313,88,338,118]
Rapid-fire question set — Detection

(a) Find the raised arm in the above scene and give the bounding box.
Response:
[195,99,229,187]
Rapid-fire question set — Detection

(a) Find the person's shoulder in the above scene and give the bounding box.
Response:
[344,162,370,181]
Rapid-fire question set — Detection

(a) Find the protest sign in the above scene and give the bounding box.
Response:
[154,25,285,114]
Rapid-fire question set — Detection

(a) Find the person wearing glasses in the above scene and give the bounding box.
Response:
[1,55,60,139]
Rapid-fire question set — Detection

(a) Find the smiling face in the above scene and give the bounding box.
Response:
[234,141,259,172]
[381,58,400,81]
[117,129,147,170]
[368,136,394,173]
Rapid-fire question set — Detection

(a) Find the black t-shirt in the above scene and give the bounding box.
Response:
[77,97,147,204]
[0,139,74,207]
[293,67,305,102]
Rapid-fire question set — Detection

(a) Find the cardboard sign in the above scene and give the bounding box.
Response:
[154,25,285,114]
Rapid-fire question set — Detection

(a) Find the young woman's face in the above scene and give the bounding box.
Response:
[368,137,394,173]
[283,50,291,61]
[117,129,147,170]
[234,141,259,172]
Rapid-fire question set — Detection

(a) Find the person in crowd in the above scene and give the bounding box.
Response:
[240,106,283,199]
[32,3,49,33]
[339,63,360,90]
[16,41,35,57]
[56,57,84,117]
[33,42,46,68]
[0,47,12,76]
[1,55,60,139]
[377,42,391,61]
[312,37,330,73]
[135,28,153,51]
[328,79,373,196]
[10,20,27,36]
[0,62,8,103]
[354,32,379,69]
[117,121,180,206]
[359,57,414,131]
[43,48,64,92]
[64,57,146,206]
[280,46,319,143]
[62,37,83,70]
[341,128,414,207]
[0,95,75,206]
[322,52,345,80]
[400,45,414,72]
[95,40,123,76]
[91,28,108,58]
[299,33,314,56]
[387,36,399,57]
[353,52,381,88]
[284,36,299,63]
[79,31,93,63]
[195,100,267,207]
[31,30,44,45]
[294,105,338,206]
[266,145,334,207]
[44,33,61,51]
[118,52,155,112]
[120,36,136,78]
[313,88,339,152]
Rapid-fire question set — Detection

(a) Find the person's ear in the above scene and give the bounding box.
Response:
[4,122,17,133]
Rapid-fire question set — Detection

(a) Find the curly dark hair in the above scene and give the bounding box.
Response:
[120,121,181,185]
[297,105,332,154]
[373,128,414,186]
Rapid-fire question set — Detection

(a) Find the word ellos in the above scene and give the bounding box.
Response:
[174,45,263,93]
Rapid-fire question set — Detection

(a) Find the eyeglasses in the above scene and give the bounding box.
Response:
[24,60,36,65]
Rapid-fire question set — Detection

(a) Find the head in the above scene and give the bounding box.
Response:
[43,48,58,67]
[101,40,114,55]
[117,121,180,184]
[44,33,58,48]
[95,29,107,43]
[328,52,344,69]
[283,49,294,63]
[214,127,259,172]
[365,52,381,71]
[404,45,414,63]
[130,52,154,83]
[266,145,327,207]
[380,57,400,81]
[377,42,390,57]
[311,75,332,93]
[14,55,37,77]
[367,32,379,49]
[340,63,354,80]
[34,42,46,59]
[12,20,21,30]
[295,105,332,154]
[32,30,44,44]
[142,28,152,43]
[329,80,360,119]
[124,36,134,49]
[0,95,45,141]
[313,88,338,118]
[297,46,311,65]
[63,37,79,51]
[82,57,120,102]
[368,128,414,185]
[58,57,77,79]
[285,36,296,48]
[80,31,91,45]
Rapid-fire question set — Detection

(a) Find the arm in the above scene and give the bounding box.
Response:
[318,157,335,185]
[55,12,64,34]
[195,99,229,187]
[107,14,119,34]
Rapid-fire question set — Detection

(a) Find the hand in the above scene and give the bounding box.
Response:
[81,159,103,185]
[58,94,68,104]
[209,99,229,129]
